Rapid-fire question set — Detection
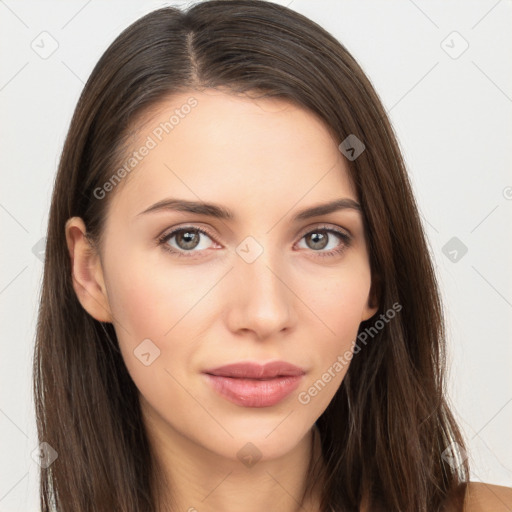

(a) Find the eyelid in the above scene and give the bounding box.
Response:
[296,222,351,239]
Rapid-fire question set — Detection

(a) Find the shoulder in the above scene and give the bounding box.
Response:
[463,482,512,511]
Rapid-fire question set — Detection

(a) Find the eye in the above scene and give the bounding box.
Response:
[157,224,352,259]
[157,226,218,257]
[295,226,352,257]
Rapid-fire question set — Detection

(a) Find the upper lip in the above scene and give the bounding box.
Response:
[204,361,305,379]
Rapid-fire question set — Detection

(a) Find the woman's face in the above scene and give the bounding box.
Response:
[75,89,378,462]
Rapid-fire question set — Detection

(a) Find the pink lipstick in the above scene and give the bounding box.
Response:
[203,361,305,408]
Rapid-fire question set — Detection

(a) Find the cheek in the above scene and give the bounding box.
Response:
[297,261,371,340]
[104,248,208,339]
[292,263,371,406]
[103,249,220,379]
[103,253,201,412]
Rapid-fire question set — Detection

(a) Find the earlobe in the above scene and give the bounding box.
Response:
[362,274,380,321]
[65,217,112,323]
[361,302,379,322]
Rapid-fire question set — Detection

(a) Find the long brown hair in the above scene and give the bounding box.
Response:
[33,1,470,510]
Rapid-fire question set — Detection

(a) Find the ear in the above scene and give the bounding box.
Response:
[361,272,380,322]
[65,217,112,323]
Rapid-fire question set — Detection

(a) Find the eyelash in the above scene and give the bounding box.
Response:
[157,224,352,260]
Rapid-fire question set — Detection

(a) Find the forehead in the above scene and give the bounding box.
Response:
[109,89,358,218]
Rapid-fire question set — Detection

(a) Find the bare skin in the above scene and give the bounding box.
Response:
[64,89,511,511]
[463,482,512,511]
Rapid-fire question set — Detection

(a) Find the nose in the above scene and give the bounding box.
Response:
[224,245,298,341]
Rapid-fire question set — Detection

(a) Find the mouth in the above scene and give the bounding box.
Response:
[203,361,305,408]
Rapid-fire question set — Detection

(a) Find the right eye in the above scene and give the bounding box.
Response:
[157,226,220,257]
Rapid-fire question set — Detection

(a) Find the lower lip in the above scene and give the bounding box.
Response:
[204,373,303,408]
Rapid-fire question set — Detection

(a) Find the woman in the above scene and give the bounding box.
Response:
[33,1,512,510]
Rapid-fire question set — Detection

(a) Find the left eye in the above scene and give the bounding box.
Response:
[296,229,348,252]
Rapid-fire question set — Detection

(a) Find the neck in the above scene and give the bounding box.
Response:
[145,415,325,512]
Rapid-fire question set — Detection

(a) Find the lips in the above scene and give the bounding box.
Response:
[204,361,305,407]
[204,361,305,379]
[203,361,305,408]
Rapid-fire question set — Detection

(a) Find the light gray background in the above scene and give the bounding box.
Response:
[1,0,511,510]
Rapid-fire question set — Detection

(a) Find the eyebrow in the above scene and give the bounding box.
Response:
[137,197,362,221]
